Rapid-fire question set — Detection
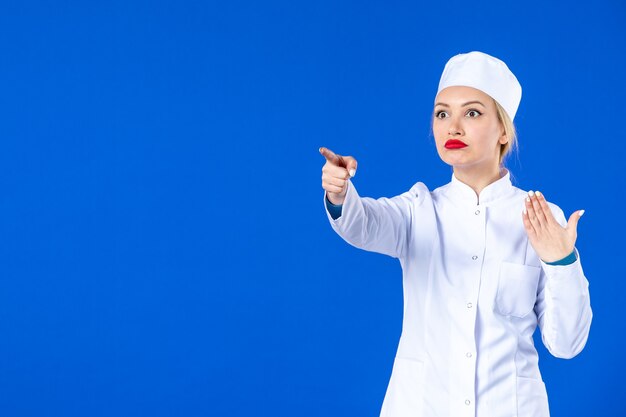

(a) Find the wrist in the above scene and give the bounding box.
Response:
[543,249,577,266]
[326,192,345,206]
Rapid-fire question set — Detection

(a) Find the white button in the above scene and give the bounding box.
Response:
[467,302,473,309]
[466,352,472,358]
[475,210,480,215]
[472,255,478,260]
[465,399,471,405]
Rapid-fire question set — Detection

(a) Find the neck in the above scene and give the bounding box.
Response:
[453,163,505,198]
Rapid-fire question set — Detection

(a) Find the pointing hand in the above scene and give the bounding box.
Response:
[319,147,358,205]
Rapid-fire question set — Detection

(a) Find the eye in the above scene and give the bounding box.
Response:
[466,109,482,118]
[434,110,448,119]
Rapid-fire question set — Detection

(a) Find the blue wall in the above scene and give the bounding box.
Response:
[0,0,622,415]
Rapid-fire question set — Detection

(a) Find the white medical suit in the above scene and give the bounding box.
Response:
[323,170,592,417]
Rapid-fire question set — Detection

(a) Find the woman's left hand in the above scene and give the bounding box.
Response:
[522,190,585,263]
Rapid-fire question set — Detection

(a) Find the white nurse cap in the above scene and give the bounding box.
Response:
[437,51,522,121]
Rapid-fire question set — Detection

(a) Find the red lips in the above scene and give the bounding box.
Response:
[445,139,468,149]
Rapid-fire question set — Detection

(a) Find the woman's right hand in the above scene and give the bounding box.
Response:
[319,147,358,205]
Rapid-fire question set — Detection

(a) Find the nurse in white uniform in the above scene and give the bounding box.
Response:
[319,51,592,417]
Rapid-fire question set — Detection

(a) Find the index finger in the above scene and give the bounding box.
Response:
[319,147,345,166]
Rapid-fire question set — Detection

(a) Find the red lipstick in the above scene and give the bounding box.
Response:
[445,139,468,149]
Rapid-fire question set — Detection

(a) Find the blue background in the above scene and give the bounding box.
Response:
[0,0,623,415]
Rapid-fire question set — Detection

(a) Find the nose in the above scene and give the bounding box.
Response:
[448,115,463,136]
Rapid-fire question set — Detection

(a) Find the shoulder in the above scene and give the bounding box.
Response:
[431,181,452,197]
[407,180,432,194]
[399,180,434,207]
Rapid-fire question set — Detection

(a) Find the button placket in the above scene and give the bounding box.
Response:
[472,205,483,261]
[459,204,481,417]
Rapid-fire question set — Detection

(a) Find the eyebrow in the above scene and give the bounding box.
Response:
[434,100,486,108]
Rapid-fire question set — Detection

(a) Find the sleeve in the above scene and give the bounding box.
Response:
[325,195,343,220]
[322,179,420,259]
[534,205,593,359]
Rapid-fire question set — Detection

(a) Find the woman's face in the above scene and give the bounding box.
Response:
[432,86,507,171]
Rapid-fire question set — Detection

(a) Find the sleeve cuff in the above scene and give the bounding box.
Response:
[325,194,343,220]
[544,249,577,266]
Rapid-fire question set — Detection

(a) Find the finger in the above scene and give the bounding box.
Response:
[323,163,351,180]
[323,183,344,194]
[343,156,358,177]
[534,191,558,227]
[522,205,537,236]
[525,194,542,232]
[566,209,585,236]
[319,147,345,167]
[528,190,548,228]
[324,176,346,188]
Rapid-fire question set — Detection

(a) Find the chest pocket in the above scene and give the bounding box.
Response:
[495,262,541,318]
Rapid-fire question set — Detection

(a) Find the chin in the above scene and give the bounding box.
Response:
[438,153,467,167]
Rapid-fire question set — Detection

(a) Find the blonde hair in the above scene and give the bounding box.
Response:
[494,99,517,165]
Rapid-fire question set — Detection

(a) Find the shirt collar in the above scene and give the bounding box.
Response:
[447,168,513,205]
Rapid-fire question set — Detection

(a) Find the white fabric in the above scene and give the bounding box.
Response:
[437,51,522,121]
[323,170,592,417]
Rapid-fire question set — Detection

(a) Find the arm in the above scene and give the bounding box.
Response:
[525,194,592,358]
[319,146,422,259]
[535,246,592,359]
[323,179,418,259]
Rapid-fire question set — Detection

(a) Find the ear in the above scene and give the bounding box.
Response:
[498,126,508,145]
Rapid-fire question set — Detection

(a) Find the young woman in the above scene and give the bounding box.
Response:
[319,51,592,417]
